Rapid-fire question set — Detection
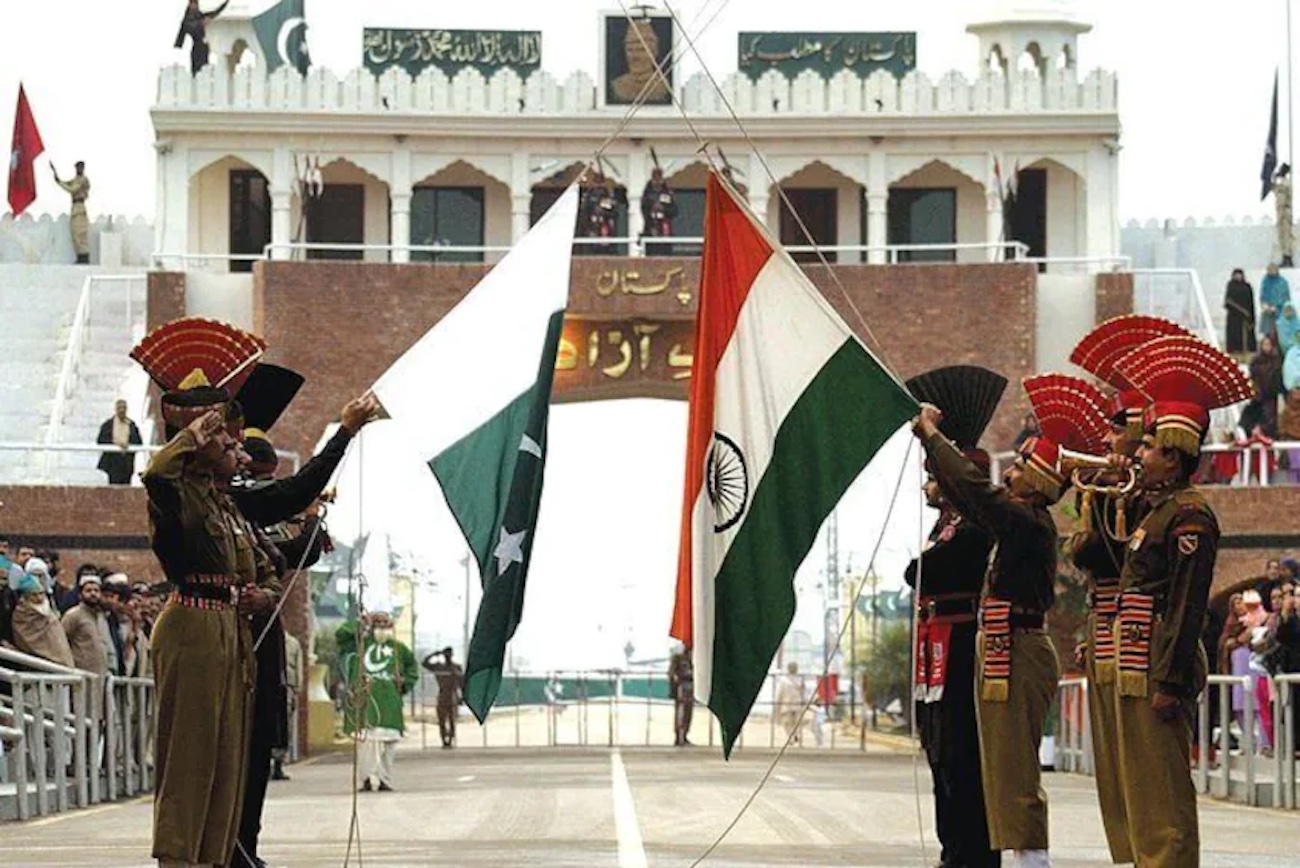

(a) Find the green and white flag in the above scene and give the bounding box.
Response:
[253,0,311,75]
[373,185,578,721]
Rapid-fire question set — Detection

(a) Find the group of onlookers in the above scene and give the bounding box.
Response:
[1210,558,1300,756]
[0,537,161,679]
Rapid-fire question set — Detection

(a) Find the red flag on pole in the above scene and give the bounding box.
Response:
[7,84,45,217]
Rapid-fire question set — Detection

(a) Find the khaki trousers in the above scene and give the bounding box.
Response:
[975,628,1058,851]
[1086,611,1133,864]
[151,604,253,865]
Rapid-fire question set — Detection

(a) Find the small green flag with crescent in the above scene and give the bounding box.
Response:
[253,0,311,75]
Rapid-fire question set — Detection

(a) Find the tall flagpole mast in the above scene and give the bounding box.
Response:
[1289,0,1294,167]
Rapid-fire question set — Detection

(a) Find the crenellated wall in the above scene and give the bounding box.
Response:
[154,62,1118,117]
[0,213,154,266]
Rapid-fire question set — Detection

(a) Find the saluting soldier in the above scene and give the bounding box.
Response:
[131,317,278,868]
[1107,335,1253,867]
[913,373,1109,868]
[904,365,1007,868]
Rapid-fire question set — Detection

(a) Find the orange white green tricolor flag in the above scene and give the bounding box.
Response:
[672,173,916,757]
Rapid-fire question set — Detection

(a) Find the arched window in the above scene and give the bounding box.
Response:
[1017,42,1045,75]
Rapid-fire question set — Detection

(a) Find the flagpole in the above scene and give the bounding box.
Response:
[1289,0,1295,167]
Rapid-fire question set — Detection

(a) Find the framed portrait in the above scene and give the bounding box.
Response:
[600,10,675,107]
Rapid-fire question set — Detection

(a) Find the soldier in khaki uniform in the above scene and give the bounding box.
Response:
[1106,335,1253,868]
[1067,315,1194,864]
[133,318,278,868]
[915,373,1110,868]
[51,161,91,264]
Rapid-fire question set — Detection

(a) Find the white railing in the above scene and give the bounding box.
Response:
[1058,672,1300,811]
[1055,677,1092,774]
[157,239,1034,271]
[0,648,97,820]
[1275,674,1299,810]
[1130,267,1222,350]
[44,275,94,476]
[0,442,302,484]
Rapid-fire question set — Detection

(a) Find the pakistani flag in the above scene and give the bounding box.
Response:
[671,173,916,756]
[253,0,310,75]
[373,185,578,722]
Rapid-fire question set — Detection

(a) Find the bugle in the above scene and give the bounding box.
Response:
[1059,447,1138,496]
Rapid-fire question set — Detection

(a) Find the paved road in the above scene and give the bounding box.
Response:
[2,742,1297,867]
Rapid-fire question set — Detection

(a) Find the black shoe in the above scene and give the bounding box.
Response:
[378,781,394,792]
[271,770,290,781]
[359,779,372,792]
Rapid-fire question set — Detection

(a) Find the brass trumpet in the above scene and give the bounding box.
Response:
[1059,448,1139,496]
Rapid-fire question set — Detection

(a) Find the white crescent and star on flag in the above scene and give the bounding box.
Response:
[277,17,308,67]
[494,527,528,575]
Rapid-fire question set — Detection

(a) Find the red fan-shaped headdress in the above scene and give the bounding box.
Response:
[1070,315,1192,437]
[1017,374,1110,501]
[1113,335,1253,456]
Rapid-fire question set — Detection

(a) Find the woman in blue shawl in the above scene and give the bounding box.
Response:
[1260,263,1292,341]
[1278,302,1300,354]
[1285,344,1300,392]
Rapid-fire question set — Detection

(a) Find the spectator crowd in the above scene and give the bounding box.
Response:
[1216,264,1300,484]
[0,536,162,679]
[1204,556,1300,758]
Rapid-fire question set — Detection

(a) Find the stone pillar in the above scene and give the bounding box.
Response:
[154,144,190,266]
[510,151,532,245]
[390,147,413,263]
[270,148,293,261]
[866,193,888,264]
[390,194,411,264]
[1085,146,1117,266]
[986,192,1005,262]
[866,150,888,264]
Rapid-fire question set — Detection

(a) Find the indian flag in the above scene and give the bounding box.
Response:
[672,174,916,756]
[372,185,578,722]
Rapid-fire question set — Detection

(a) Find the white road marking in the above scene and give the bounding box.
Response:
[457,775,476,783]
[773,773,795,783]
[610,749,648,868]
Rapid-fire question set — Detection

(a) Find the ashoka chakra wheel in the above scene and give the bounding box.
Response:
[706,432,749,532]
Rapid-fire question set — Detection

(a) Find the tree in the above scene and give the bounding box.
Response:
[861,621,912,715]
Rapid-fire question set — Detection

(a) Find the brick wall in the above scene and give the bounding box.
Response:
[1094,272,1134,324]
[145,272,187,428]
[1049,485,1300,595]
[255,259,1041,465]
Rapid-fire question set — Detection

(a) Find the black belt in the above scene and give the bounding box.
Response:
[919,596,980,619]
[979,605,1045,630]
[174,582,235,603]
[1009,612,1045,629]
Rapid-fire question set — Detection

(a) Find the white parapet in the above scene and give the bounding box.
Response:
[152,63,1119,117]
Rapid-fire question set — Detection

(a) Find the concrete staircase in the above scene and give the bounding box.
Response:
[0,266,148,485]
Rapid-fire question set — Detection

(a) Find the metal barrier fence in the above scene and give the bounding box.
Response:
[1054,672,1300,810]
[0,648,155,821]
[404,670,887,751]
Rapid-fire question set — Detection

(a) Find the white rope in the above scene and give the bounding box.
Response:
[909,454,930,866]
[656,0,906,386]
[686,439,917,867]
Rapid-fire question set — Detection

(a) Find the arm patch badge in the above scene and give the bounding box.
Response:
[1177,533,1200,556]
